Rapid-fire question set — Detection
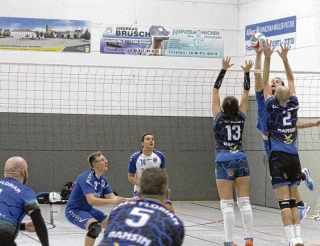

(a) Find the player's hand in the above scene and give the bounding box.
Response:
[255,47,263,54]
[221,57,234,70]
[241,60,254,73]
[276,42,291,60]
[126,197,138,202]
[113,196,127,205]
[25,221,35,232]
[261,39,274,58]
[315,119,320,126]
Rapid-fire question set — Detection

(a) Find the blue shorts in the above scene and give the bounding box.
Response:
[134,191,172,205]
[65,207,107,230]
[215,157,250,180]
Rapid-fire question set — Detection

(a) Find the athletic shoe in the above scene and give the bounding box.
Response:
[288,238,299,246]
[295,237,304,246]
[224,242,238,246]
[298,203,310,220]
[244,237,253,246]
[302,168,314,191]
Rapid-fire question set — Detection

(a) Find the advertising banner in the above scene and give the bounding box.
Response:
[245,16,296,55]
[100,25,224,58]
[0,17,91,53]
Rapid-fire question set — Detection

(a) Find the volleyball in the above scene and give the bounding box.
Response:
[250,32,266,49]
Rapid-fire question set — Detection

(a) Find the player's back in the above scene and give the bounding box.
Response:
[98,199,184,246]
[0,177,37,226]
[266,96,299,154]
[213,111,246,161]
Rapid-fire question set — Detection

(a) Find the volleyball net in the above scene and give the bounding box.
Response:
[0,62,319,152]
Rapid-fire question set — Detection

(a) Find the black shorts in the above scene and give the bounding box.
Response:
[269,151,301,188]
[0,228,17,246]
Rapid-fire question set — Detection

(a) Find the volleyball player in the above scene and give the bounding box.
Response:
[262,41,304,246]
[127,132,174,213]
[65,151,131,246]
[99,168,185,246]
[212,57,254,246]
[254,44,317,220]
[0,156,49,246]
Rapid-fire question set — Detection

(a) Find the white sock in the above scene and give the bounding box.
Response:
[284,225,295,241]
[237,197,253,238]
[293,224,301,238]
[221,199,235,242]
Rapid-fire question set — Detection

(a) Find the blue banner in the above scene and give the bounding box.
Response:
[245,16,296,41]
[245,16,296,54]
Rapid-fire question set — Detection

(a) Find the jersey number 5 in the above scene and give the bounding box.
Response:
[125,207,154,227]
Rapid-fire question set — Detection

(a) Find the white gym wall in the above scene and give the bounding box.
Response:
[0,0,319,210]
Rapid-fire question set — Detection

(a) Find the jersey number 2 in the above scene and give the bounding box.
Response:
[283,112,292,126]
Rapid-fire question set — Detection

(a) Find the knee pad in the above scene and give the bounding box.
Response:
[220,199,234,214]
[237,197,252,212]
[278,199,291,210]
[87,222,102,239]
[290,199,297,208]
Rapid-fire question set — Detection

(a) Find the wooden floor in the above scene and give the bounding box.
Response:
[16,201,320,246]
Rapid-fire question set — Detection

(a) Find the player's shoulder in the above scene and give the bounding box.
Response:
[130,150,142,159]
[78,169,94,180]
[129,151,142,160]
[21,184,37,196]
[289,95,299,103]
[153,149,165,156]
[265,95,275,105]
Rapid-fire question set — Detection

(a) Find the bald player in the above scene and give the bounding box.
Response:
[0,156,49,246]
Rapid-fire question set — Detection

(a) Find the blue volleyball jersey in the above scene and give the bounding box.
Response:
[256,90,268,136]
[66,169,113,211]
[0,178,39,227]
[98,199,185,246]
[128,150,165,193]
[265,95,299,154]
[213,111,246,162]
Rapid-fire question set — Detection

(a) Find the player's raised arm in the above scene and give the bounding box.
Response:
[212,57,233,118]
[297,119,320,129]
[239,60,254,115]
[254,48,263,92]
[277,43,295,96]
[261,40,274,101]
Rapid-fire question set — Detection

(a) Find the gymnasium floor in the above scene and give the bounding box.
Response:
[16,201,320,246]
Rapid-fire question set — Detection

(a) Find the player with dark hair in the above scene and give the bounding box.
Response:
[0,156,49,246]
[254,44,317,220]
[212,57,254,246]
[128,133,174,213]
[262,41,304,246]
[65,151,132,246]
[98,167,185,246]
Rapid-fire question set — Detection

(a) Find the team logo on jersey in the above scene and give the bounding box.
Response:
[283,134,293,144]
[153,157,157,163]
[229,145,239,153]
[228,168,234,177]
[283,172,288,179]
[101,180,105,188]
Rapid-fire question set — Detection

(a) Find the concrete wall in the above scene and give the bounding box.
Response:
[0,112,218,201]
